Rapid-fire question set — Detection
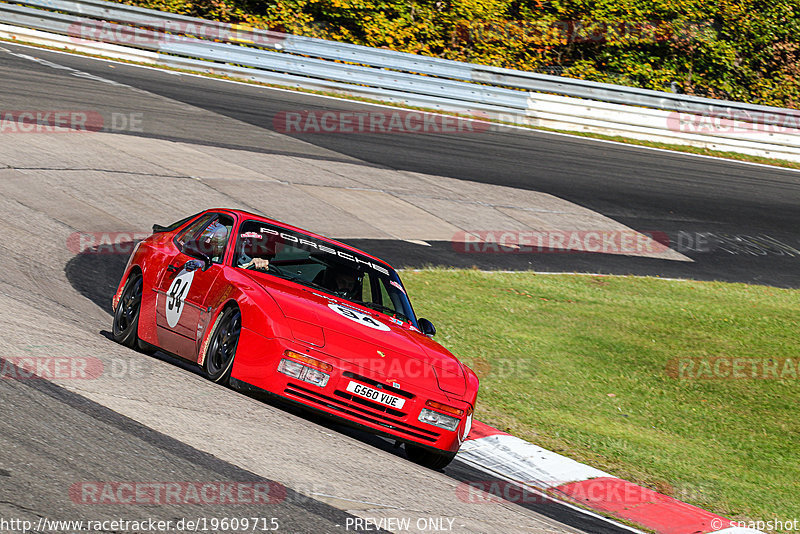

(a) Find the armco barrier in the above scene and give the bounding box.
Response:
[526,93,800,162]
[11,0,800,126]
[2,0,800,161]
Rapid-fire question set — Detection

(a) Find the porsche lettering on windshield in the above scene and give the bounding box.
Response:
[234,221,416,325]
[260,227,389,275]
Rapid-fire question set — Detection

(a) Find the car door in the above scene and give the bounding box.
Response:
[154,213,234,359]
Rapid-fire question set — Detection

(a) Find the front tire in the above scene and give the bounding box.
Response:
[202,306,241,384]
[112,272,143,349]
[405,444,457,470]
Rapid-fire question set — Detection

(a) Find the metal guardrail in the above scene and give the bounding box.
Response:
[0,1,529,112]
[14,0,477,79]
[3,0,799,128]
[2,0,800,164]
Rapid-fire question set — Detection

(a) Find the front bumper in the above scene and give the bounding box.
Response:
[232,327,473,453]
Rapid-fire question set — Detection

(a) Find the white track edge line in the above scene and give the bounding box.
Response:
[453,455,647,534]
[2,38,800,175]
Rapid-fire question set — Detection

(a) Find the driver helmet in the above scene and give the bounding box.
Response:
[202,221,228,260]
[332,266,363,296]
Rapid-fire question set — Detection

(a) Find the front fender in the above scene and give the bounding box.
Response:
[195,268,290,364]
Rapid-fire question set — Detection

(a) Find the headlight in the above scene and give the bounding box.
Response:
[302,367,330,387]
[277,358,330,387]
[277,358,304,378]
[418,408,460,431]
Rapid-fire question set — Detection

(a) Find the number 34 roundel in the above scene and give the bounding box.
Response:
[166,269,194,328]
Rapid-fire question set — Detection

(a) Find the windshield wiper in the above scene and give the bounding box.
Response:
[263,274,410,322]
[286,275,330,292]
[266,270,330,292]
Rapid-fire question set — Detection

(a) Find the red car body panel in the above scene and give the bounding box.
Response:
[113,209,479,454]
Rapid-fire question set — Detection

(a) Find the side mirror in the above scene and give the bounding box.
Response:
[182,240,212,270]
[418,318,436,337]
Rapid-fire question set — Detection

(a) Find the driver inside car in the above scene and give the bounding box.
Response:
[199,221,229,263]
[329,268,362,299]
[240,256,271,271]
[237,236,275,272]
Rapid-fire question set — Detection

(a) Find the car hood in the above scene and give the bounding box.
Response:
[243,272,466,396]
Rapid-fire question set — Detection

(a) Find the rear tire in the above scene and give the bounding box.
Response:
[202,306,241,385]
[112,272,143,349]
[405,444,456,470]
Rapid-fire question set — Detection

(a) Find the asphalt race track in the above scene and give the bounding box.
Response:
[0,40,798,534]
[3,42,798,286]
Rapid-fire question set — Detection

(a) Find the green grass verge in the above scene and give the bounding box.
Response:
[402,269,799,528]
[4,36,800,172]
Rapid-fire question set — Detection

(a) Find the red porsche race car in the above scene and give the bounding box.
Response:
[111,208,478,469]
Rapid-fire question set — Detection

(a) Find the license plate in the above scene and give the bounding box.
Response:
[346,381,405,409]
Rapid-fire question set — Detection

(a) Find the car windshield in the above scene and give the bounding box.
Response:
[233,220,417,326]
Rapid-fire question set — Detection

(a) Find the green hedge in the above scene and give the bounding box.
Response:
[118,0,800,108]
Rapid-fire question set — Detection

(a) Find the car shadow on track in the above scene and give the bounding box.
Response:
[64,246,130,314]
[63,242,416,461]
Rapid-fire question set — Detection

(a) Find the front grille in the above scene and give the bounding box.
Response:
[284,382,440,442]
[333,390,405,417]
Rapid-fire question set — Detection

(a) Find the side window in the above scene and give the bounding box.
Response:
[175,214,214,251]
[194,215,234,264]
[361,272,374,303]
[378,279,394,310]
[378,278,403,313]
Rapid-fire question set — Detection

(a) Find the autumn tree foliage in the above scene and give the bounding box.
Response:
[120,0,800,108]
